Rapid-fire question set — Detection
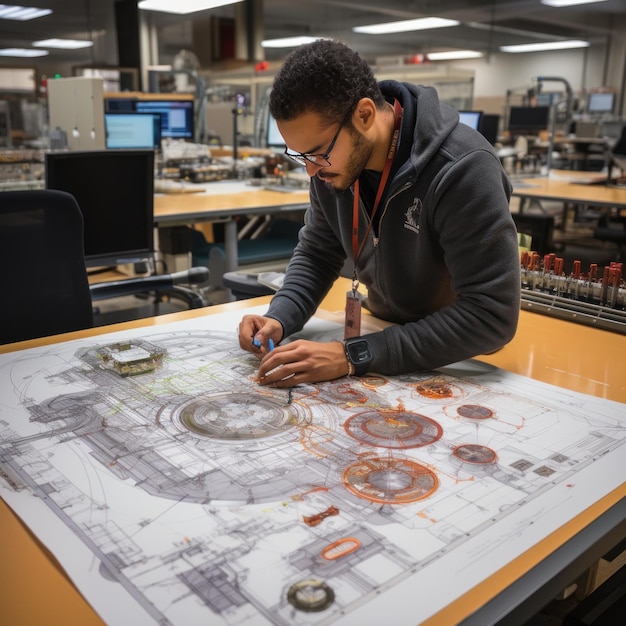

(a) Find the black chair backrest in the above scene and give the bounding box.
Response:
[0,189,94,344]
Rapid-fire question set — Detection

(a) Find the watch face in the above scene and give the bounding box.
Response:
[347,340,371,364]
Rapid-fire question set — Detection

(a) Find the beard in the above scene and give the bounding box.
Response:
[316,129,373,194]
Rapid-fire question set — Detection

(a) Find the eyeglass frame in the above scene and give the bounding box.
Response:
[283,106,355,167]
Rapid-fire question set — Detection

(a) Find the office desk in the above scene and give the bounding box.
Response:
[1,281,625,626]
[154,181,310,273]
[552,136,609,170]
[512,175,626,213]
[546,169,609,184]
[552,136,609,150]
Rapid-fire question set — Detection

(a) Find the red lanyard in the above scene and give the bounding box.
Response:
[351,98,403,275]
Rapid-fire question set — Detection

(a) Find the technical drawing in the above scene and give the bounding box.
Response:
[1,310,625,626]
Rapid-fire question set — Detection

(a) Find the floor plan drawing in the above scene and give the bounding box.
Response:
[1,307,625,625]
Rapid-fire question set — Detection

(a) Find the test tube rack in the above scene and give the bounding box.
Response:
[520,252,625,335]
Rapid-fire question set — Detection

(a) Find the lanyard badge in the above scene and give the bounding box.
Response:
[344,279,362,339]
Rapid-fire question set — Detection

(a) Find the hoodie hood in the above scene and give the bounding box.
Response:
[378,80,459,186]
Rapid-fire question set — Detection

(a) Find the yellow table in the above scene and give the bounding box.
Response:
[1,279,625,625]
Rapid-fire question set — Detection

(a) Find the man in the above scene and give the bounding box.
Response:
[238,39,520,387]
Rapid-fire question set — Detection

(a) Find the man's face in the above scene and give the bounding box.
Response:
[279,110,374,193]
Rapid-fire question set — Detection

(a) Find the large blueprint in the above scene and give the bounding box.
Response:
[1,306,624,625]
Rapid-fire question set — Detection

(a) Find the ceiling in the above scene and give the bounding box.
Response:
[0,0,624,68]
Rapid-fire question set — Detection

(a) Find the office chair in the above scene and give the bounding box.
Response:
[191,217,301,295]
[0,190,209,345]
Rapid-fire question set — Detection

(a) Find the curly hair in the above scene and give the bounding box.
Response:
[269,39,386,128]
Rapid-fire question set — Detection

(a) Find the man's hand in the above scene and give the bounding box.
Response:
[239,314,284,356]
[255,339,350,388]
[239,315,352,387]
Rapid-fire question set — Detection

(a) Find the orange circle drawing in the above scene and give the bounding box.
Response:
[453,444,498,464]
[342,457,438,504]
[344,410,442,448]
[457,404,494,419]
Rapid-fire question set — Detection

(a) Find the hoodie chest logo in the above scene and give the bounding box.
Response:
[403,197,422,235]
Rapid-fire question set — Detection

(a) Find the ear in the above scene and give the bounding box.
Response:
[353,98,377,131]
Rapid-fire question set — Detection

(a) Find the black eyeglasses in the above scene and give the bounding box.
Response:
[283,107,353,168]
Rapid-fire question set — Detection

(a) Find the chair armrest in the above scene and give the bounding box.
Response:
[89,267,209,304]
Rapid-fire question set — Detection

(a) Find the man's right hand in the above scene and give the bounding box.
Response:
[238,314,284,357]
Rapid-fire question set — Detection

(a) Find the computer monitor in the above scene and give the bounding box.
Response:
[535,92,561,107]
[45,150,155,268]
[458,110,482,131]
[105,112,161,149]
[478,114,500,145]
[587,92,615,114]
[508,106,550,134]
[266,111,285,150]
[135,99,194,140]
[105,97,136,113]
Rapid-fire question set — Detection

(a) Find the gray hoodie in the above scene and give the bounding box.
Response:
[264,80,520,375]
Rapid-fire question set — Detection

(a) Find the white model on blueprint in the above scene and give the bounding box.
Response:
[1,307,625,625]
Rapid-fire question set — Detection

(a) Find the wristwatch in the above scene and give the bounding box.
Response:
[344,337,373,376]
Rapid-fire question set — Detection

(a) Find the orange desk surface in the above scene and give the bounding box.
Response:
[1,279,624,626]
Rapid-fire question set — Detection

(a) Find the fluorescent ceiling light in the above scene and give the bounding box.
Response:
[0,47,48,57]
[353,17,459,35]
[428,50,483,60]
[33,38,93,49]
[541,0,607,7]
[0,5,51,20]
[261,36,325,48]
[500,39,589,53]
[138,0,243,14]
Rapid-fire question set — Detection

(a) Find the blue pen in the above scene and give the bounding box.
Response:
[268,338,275,351]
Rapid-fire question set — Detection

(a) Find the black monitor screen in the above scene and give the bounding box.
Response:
[478,114,500,145]
[458,110,482,131]
[135,99,194,139]
[105,98,135,112]
[45,150,155,268]
[508,106,550,133]
[587,92,614,114]
[266,111,285,149]
[105,113,161,149]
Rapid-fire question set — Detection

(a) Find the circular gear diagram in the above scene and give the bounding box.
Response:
[175,392,298,440]
[342,456,438,504]
[456,404,494,420]
[287,579,335,612]
[453,444,498,464]
[415,379,463,400]
[344,410,442,448]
